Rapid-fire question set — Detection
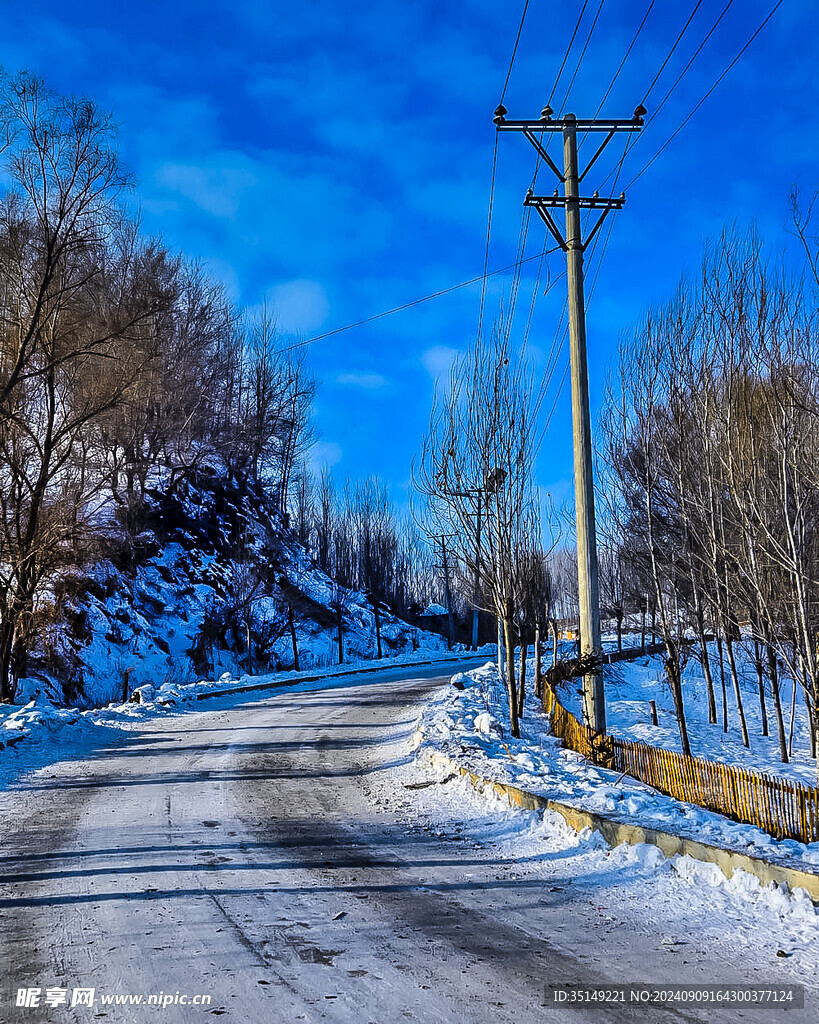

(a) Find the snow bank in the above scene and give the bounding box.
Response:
[0,651,477,773]
[411,662,819,882]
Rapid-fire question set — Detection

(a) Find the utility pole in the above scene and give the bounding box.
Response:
[472,495,482,650]
[440,534,455,650]
[433,479,484,651]
[494,103,644,737]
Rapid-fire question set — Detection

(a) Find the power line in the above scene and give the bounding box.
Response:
[500,0,532,104]
[281,251,560,353]
[547,0,591,109]
[641,0,734,131]
[591,0,656,119]
[477,133,500,346]
[480,0,535,345]
[640,0,704,106]
[625,0,785,190]
[556,0,607,115]
[594,0,719,192]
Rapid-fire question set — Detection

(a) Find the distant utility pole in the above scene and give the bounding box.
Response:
[494,102,645,737]
[439,534,456,650]
[433,481,483,651]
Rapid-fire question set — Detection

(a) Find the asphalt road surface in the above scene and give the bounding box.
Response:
[0,662,813,1023]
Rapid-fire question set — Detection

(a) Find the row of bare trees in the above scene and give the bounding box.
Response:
[602,226,819,769]
[415,327,559,736]
[0,73,315,701]
[305,471,431,619]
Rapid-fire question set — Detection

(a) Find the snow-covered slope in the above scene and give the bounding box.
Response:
[16,474,451,708]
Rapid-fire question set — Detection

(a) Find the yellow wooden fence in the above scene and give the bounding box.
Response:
[543,681,819,844]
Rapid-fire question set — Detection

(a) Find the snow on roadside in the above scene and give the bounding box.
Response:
[564,640,817,787]
[0,650,490,786]
[386,723,819,980]
[411,662,819,892]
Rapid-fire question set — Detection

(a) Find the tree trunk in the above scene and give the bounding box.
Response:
[288,605,299,671]
[694,605,717,726]
[533,622,542,699]
[803,685,816,758]
[517,638,527,720]
[716,635,728,732]
[752,637,769,737]
[788,661,798,759]
[122,666,134,703]
[723,629,750,748]
[550,618,559,668]
[664,638,691,757]
[502,611,520,739]
[616,613,623,653]
[336,603,344,665]
[373,602,382,660]
[0,617,16,702]
[766,643,788,763]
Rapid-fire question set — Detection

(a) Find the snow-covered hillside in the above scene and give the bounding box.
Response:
[15,473,451,708]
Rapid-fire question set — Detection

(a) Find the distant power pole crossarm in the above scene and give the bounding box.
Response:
[494,103,644,737]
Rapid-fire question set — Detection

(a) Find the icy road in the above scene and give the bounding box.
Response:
[0,664,814,1023]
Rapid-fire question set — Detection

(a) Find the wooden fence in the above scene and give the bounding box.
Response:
[543,677,819,844]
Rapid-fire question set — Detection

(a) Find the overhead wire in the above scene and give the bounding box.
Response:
[479,0,537,346]
[500,0,532,105]
[534,90,634,446]
[531,0,782,448]
[623,0,785,190]
[590,0,656,120]
[596,0,725,192]
[506,0,606,430]
[556,0,607,116]
[596,0,746,195]
[547,0,591,110]
[641,0,734,132]
[640,0,705,107]
[476,134,500,346]
[281,251,561,353]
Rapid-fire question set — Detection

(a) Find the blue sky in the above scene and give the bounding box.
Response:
[1,0,817,512]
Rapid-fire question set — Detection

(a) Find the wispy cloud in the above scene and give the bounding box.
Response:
[420,345,460,381]
[334,371,389,391]
[154,157,259,219]
[309,441,343,470]
[265,280,330,334]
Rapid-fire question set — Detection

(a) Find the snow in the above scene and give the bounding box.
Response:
[411,661,819,879]
[3,647,819,1001]
[376,741,819,985]
[420,603,448,616]
[19,477,457,711]
[563,639,817,787]
[0,651,480,783]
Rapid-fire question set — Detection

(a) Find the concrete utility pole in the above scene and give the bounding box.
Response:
[439,534,456,650]
[433,480,484,651]
[494,103,644,736]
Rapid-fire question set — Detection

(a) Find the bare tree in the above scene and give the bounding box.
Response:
[0,75,170,700]
[415,326,541,738]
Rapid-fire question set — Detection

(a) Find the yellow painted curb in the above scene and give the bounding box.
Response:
[425,749,819,904]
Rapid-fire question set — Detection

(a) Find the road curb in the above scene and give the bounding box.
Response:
[194,654,488,701]
[424,749,819,904]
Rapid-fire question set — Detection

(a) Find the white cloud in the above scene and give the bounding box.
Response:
[266,280,330,334]
[154,158,258,219]
[334,372,388,390]
[309,441,343,470]
[420,345,460,381]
